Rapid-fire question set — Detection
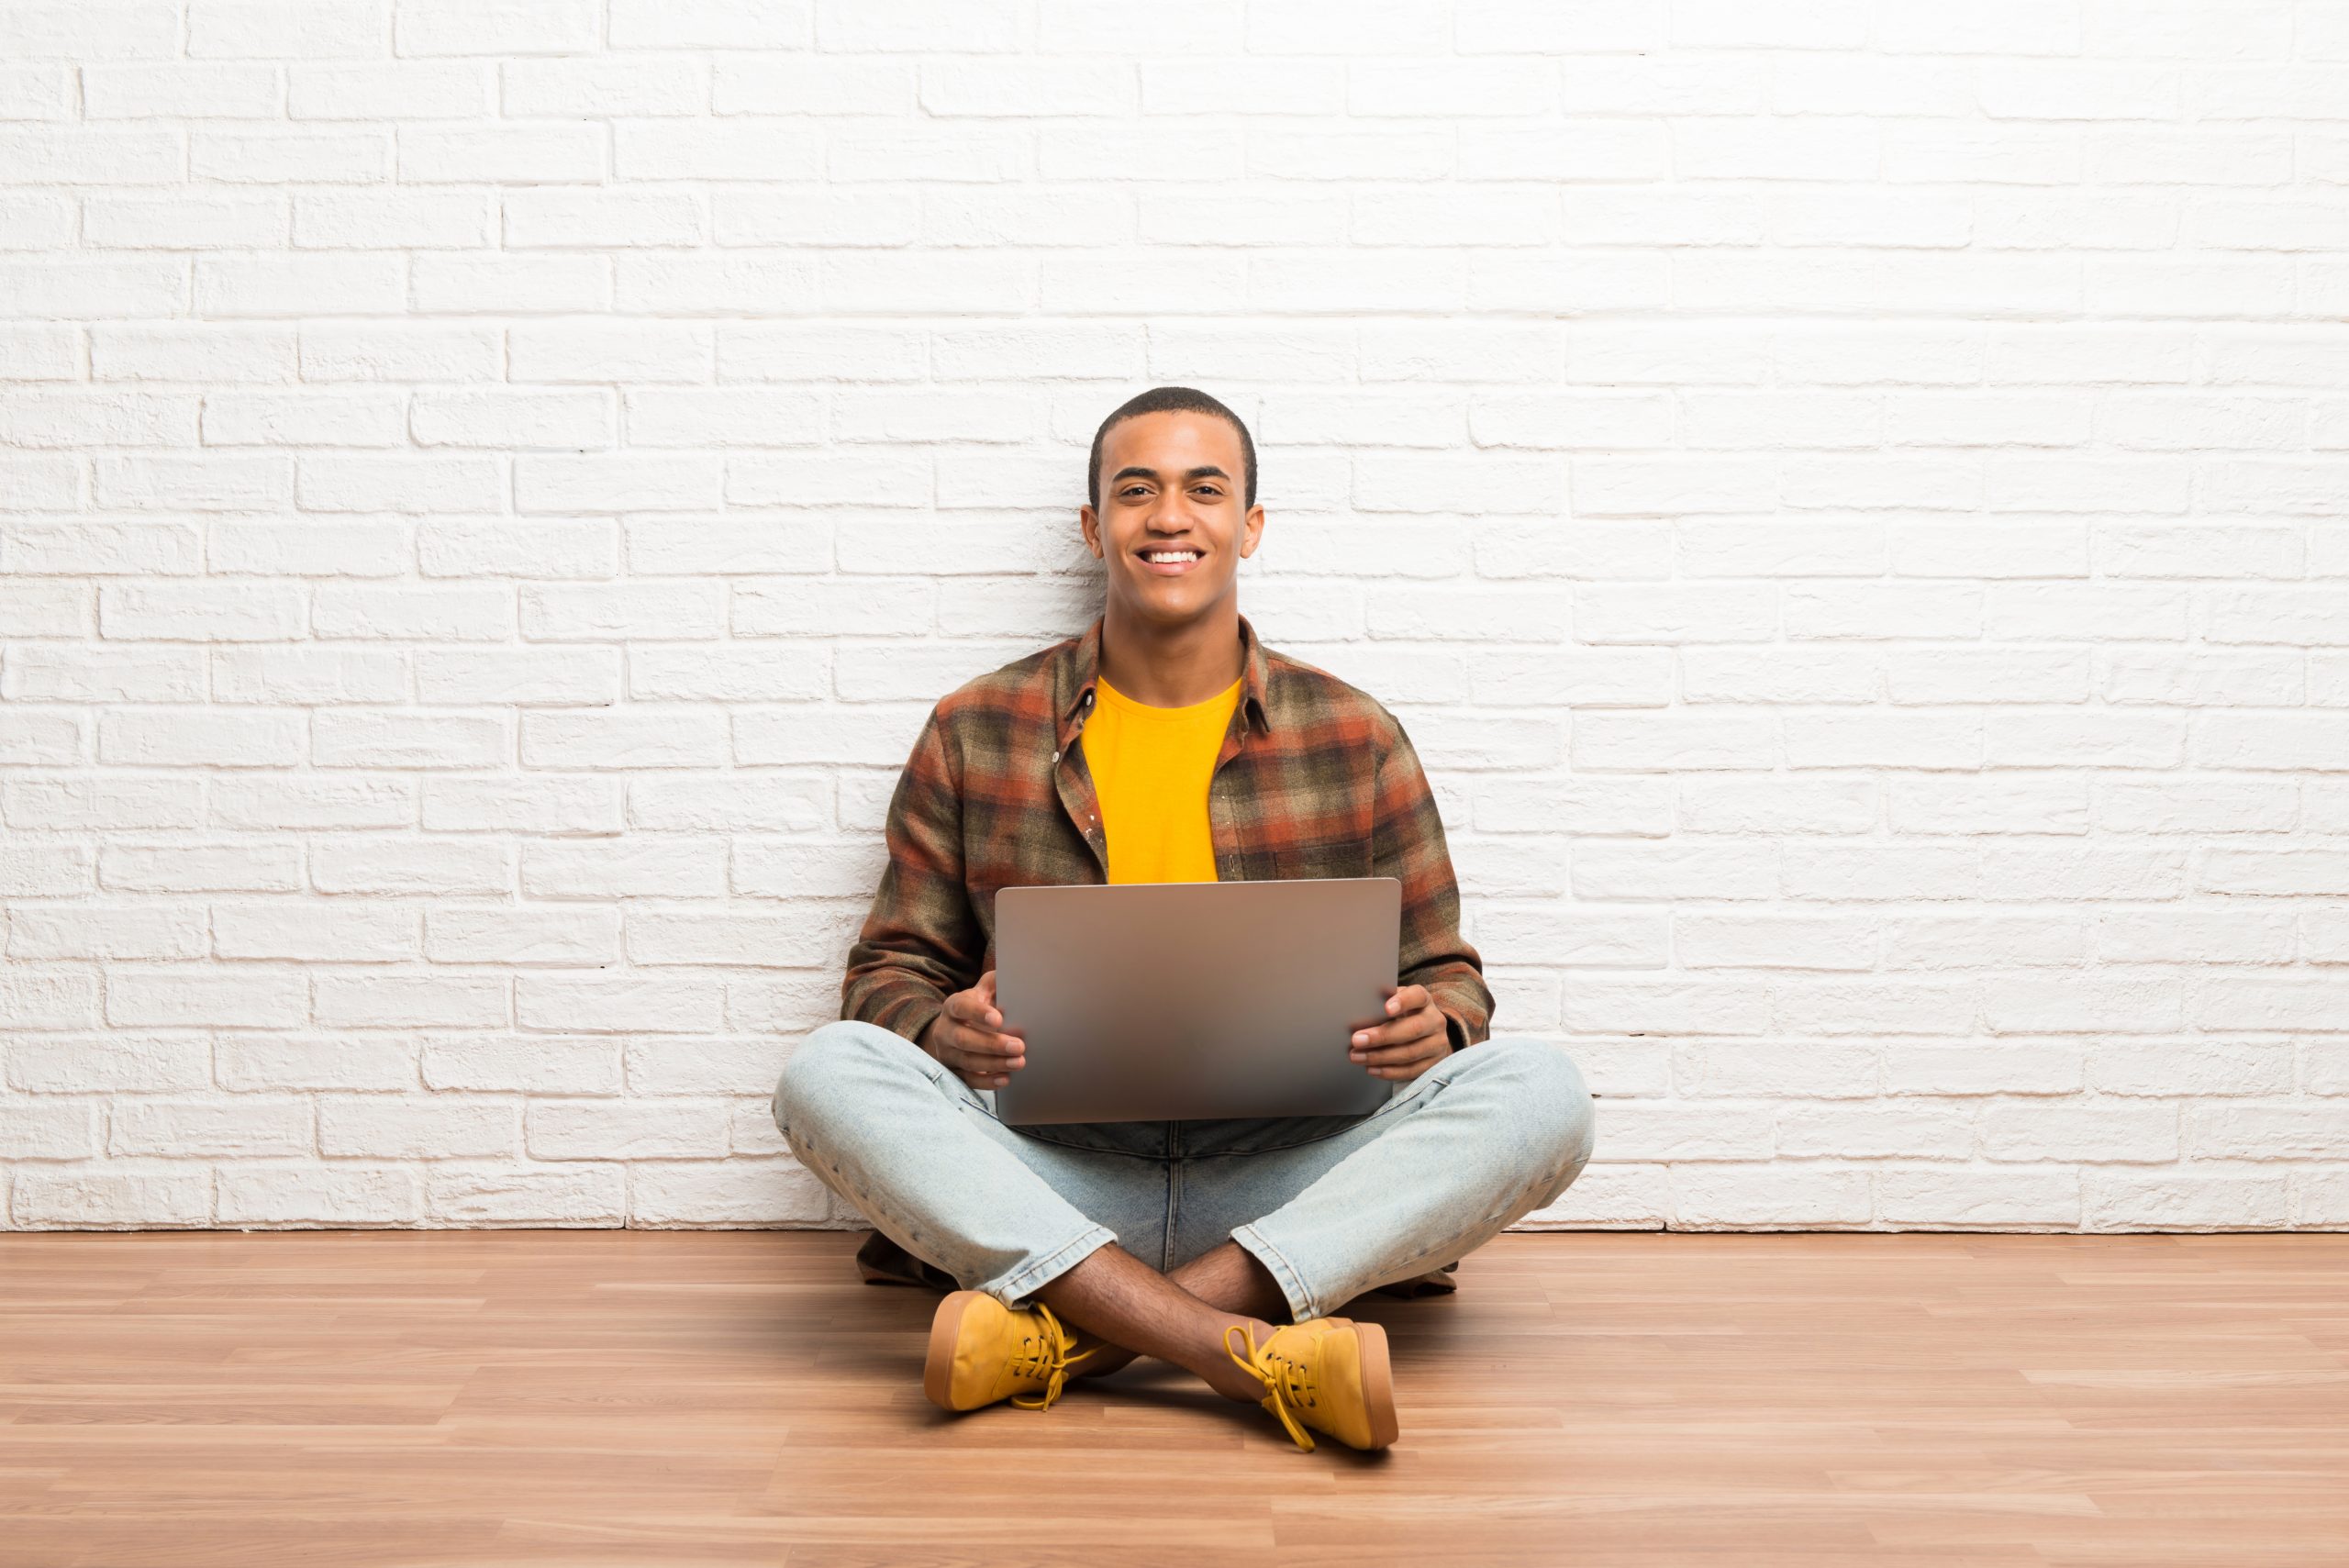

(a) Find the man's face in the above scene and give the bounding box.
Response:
[1080,410,1264,628]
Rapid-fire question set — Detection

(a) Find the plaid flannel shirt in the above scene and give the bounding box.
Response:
[841,612,1495,1057]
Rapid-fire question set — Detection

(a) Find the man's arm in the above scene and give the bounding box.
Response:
[1370,714,1494,1053]
[840,704,983,1047]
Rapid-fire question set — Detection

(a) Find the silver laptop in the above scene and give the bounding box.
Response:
[991,876,1401,1126]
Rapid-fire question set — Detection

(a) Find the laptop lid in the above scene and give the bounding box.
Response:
[991,876,1401,1126]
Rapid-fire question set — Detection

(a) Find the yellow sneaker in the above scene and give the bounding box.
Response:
[1223,1317,1400,1452]
[922,1289,1097,1414]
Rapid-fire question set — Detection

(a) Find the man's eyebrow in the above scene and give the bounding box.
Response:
[1108,464,1230,485]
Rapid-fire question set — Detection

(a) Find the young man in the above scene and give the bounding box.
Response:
[772,386,1596,1453]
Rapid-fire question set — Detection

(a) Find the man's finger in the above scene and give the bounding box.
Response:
[946,1045,1020,1083]
[951,1027,1024,1061]
[947,987,1002,1031]
[1379,984,1431,1018]
[1354,1037,1442,1067]
[1349,1011,1441,1051]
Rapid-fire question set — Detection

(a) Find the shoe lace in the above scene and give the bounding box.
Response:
[1008,1303,1097,1412]
[1223,1323,1318,1452]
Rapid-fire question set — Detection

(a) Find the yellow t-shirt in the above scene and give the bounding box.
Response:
[1083,673,1242,884]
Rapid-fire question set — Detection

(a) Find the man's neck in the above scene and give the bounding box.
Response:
[1096,601,1244,709]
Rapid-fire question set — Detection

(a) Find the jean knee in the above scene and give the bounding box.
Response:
[772,1018,901,1142]
[1478,1035,1598,1184]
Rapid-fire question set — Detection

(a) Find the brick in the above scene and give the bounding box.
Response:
[1672,1163,1869,1220]
[289,62,490,118]
[106,967,306,1029]
[101,842,304,894]
[312,584,513,640]
[1882,1041,2084,1095]
[9,906,206,960]
[312,710,505,770]
[317,1098,518,1160]
[111,1097,310,1158]
[521,840,727,899]
[193,130,390,183]
[14,1168,212,1228]
[516,582,723,641]
[398,125,602,183]
[100,707,306,768]
[6,777,204,830]
[6,1033,209,1094]
[503,57,707,118]
[201,389,406,449]
[502,186,695,247]
[517,707,726,770]
[195,254,403,317]
[626,775,829,832]
[426,908,621,966]
[425,1163,626,1225]
[210,776,416,831]
[517,454,722,515]
[415,648,618,706]
[417,517,618,580]
[294,189,491,249]
[411,253,610,314]
[299,454,505,514]
[314,974,507,1029]
[511,319,711,384]
[1876,1169,2080,1227]
[516,974,724,1033]
[0,260,181,321]
[396,0,599,55]
[420,777,621,835]
[217,1164,423,1226]
[300,322,501,383]
[92,454,292,511]
[2,502,159,570]
[1879,919,2086,967]
[309,838,512,896]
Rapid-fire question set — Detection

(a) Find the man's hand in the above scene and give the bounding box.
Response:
[920,970,1026,1091]
[1350,983,1453,1081]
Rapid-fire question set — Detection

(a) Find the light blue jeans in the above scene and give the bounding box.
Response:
[771,1018,1598,1323]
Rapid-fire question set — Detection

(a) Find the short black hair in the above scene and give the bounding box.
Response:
[1087,385,1257,513]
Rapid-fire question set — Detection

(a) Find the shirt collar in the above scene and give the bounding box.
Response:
[1056,611,1273,749]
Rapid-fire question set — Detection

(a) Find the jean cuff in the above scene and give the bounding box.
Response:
[1230,1221,1318,1323]
[983,1221,1117,1309]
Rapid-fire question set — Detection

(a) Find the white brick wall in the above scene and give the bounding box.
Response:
[5,0,2346,1235]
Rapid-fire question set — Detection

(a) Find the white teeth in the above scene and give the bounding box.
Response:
[1145,550,1199,563]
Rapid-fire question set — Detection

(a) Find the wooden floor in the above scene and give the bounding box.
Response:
[2,1230,2345,1568]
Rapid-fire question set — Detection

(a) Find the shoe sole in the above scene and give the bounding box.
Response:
[1353,1320,1400,1451]
[923,1290,986,1412]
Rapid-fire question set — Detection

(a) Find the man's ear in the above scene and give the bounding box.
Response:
[1238,502,1266,559]
[1078,503,1101,560]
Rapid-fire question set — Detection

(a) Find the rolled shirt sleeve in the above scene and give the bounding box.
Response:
[839,705,984,1048]
[1369,714,1494,1052]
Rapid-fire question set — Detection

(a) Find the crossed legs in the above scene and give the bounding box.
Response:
[774,1018,1598,1408]
[1038,1240,1289,1404]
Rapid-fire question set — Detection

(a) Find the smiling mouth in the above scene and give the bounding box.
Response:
[1137,548,1204,578]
